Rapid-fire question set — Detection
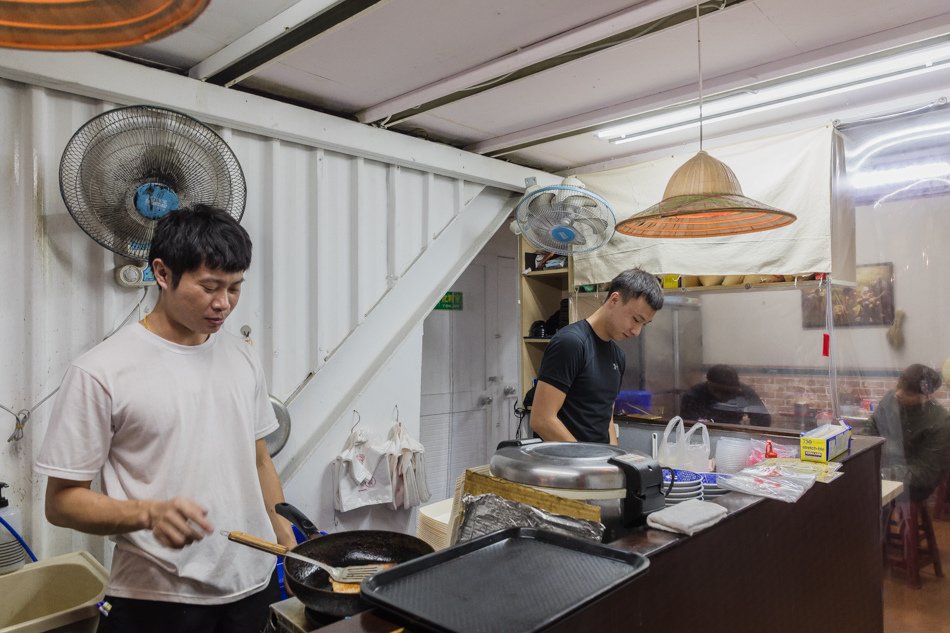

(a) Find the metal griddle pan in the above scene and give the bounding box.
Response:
[360,527,649,633]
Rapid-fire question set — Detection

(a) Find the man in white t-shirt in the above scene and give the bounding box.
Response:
[35,206,296,633]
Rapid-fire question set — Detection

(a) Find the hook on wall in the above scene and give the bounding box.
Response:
[350,410,361,432]
[392,404,400,425]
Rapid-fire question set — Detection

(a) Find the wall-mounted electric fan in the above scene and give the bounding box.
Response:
[511,176,615,256]
[59,105,246,286]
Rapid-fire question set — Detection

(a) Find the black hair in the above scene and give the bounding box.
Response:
[148,205,252,288]
[897,364,942,396]
[605,268,665,311]
[707,364,740,389]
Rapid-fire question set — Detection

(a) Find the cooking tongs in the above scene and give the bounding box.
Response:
[224,530,390,583]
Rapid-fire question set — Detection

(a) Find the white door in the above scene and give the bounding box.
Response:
[420,235,520,500]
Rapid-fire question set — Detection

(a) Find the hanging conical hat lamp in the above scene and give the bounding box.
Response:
[615,150,797,238]
[0,0,208,51]
[616,4,796,239]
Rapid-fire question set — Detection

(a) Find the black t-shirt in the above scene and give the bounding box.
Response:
[680,382,772,427]
[536,320,625,443]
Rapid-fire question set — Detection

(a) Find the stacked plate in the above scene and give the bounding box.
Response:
[661,469,703,506]
[699,472,729,499]
[0,539,25,574]
[415,497,454,550]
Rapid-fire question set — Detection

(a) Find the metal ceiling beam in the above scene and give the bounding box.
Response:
[467,10,950,157]
[189,0,347,83]
[0,49,560,191]
[191,0,385,88]
[356,0,744,126]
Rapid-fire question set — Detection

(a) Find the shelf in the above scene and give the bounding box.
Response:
[522,337,553,344]
[523,267,569,277]
[661,279,856,295]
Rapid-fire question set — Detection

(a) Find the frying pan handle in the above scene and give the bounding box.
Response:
[227,531,290,556]
[275,502,321,538]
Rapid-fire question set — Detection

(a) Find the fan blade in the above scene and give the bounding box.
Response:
[571,216,610,234]
[560,194,599,210]
[528,191,556,211]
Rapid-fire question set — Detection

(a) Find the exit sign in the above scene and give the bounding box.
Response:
[435,291,463,310]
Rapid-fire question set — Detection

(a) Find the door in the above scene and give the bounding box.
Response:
[420,240,520,500]
[420,263,491,500]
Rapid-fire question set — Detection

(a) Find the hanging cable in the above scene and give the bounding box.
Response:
[4,287,150,442]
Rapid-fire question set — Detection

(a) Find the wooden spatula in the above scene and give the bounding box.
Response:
[223,531,390,583]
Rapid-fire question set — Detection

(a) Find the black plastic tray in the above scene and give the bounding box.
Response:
[360,527,649,633]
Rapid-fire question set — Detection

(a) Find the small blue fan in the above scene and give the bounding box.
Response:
[511,176,616,255]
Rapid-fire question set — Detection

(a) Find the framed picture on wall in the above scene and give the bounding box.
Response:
[801,263,895,328]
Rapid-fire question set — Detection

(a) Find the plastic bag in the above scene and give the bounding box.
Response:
[716,466,815,503]
[657,417,687,468]
[682,422,710,472]
[748,438,800,466]
[331,428,394,512]
[658,417,709,471]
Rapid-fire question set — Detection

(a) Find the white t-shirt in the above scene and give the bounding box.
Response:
[35,323,280,604]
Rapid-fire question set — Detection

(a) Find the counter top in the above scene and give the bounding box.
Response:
[317,435,885,633]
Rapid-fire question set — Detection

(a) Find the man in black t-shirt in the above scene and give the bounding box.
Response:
[530,269,664,445]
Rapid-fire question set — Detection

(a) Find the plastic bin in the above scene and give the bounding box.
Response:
[0,551,108,633]
[615,390,652,415]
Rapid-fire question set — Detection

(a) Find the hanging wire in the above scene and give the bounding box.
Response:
[4,287,150,442]
[350,410,361,432]
[696,1,704,151]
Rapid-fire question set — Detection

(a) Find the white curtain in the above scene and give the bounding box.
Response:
[574,125,835,285]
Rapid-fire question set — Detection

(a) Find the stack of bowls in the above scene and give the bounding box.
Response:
[661,469,703,506]
[715,437,752,474]
[699,472,728,499]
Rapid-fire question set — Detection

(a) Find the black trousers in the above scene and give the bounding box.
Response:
[97,571,280,633]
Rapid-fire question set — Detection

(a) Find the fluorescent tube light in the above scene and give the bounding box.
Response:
[598,37,950,144]
[848,161,950,190]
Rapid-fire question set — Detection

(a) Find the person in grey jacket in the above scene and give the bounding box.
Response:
[867,364,950,502]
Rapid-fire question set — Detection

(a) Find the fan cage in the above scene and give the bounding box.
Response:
[515,184,616,255]
[59,105,246,261]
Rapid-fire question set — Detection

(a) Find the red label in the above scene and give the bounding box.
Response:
[822,332,830,356]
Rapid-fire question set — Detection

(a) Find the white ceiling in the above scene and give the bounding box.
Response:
[115,0,950,172]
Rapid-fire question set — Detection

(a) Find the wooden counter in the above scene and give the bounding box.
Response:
[319,436,884,633]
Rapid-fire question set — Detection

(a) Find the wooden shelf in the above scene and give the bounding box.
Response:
[523,267,569,277]
[520,240,573,401]
[662,279,855,295]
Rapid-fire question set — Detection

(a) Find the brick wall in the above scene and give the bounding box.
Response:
[740,369,950,415]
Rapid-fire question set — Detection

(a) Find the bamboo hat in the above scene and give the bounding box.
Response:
[616,150,797,239]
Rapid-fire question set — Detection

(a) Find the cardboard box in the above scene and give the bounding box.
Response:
[800,422,852,463]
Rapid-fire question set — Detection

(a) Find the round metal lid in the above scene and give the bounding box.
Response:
[489,442,627,490]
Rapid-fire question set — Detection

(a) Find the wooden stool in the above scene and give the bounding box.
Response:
[885,499,944,588]
[932,473,950,520]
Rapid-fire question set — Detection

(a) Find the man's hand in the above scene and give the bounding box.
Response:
[146,497,214,548]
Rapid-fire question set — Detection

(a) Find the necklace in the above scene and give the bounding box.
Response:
[142,313,153,332]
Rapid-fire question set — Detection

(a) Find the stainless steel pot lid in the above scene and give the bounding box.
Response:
[490,442,627,490]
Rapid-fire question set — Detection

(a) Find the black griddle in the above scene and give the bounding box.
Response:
[360,527,649,633]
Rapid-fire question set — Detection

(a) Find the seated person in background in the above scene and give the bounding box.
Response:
[680,364,772,427]
[867,364,950,502]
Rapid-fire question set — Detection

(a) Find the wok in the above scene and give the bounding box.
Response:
[274,502,434,618]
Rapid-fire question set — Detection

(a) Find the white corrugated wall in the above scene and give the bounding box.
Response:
[0,69,545,563]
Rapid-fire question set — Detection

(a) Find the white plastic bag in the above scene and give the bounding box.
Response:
[332,428,394,512]
[658,417,709,471]
[682,422,710,472]
[657,417,687,469]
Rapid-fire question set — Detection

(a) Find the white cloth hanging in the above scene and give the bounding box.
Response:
[331,427,393,512]
[386,422,431,509]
